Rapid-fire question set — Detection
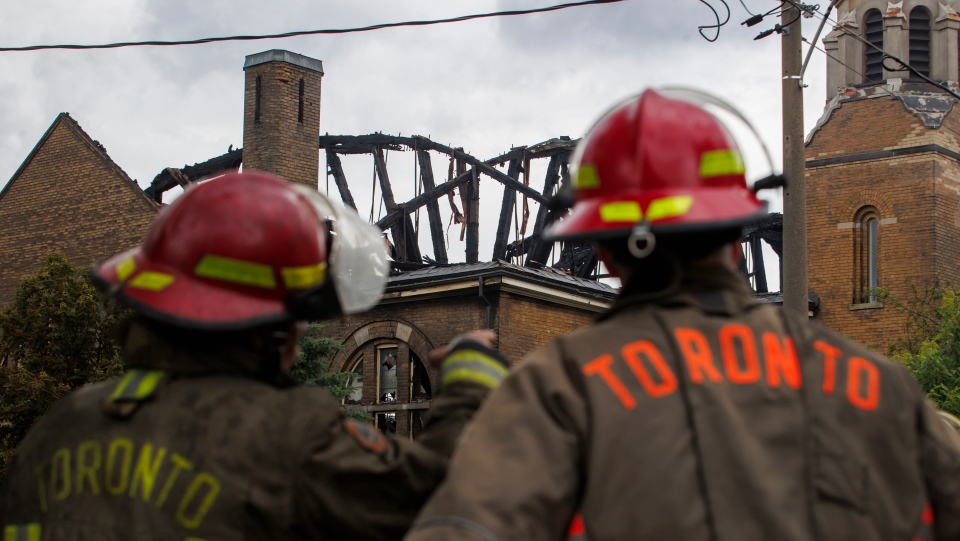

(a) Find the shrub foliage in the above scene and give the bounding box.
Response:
[0,252,126,472]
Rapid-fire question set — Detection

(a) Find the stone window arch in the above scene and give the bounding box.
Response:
[336,321,436,437]
[909,6,932,78]
[864,9,885,83]
[853,206,881,304]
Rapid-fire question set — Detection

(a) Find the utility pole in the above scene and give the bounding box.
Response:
[781,1,808,318]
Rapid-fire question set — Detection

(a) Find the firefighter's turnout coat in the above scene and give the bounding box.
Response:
[0,320,489,540]
[406,264,960,541]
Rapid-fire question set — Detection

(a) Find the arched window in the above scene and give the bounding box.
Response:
[343,341,433,437]
[910,6,932,78]
[854,206,880,303]
[345,361,363,405]
[864,9,885,83]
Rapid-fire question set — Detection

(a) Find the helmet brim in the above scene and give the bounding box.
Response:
[543,188,767,242]
[92,249,291,331]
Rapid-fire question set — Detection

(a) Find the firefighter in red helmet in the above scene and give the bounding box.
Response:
[0,171,507,540]
[406,89,960,541]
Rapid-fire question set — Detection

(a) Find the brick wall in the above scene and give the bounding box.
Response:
[314,284,601,436]
[806,97,960,352]
[934,113,960,288]
[319,288,599,374]
[242,54,323,189]
[498,293,598,363]
[0,114,158,305]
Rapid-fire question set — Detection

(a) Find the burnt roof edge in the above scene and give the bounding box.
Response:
[385,262,617,303]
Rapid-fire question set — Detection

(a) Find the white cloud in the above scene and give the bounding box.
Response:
[0,0,833,287]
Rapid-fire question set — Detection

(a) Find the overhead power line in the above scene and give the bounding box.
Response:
[802,37,870,81]
[0,0,623,53]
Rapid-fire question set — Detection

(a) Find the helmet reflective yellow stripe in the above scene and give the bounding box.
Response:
[282,262,328,290]
[646,195,694,222]
[574,164,601,189]
[127,272,175,292]
[699,149,745,178]
[599,201,642,223]
[194,255,276,289]
[598,196,694,224]
[116,256,137,281]
[4,524,40,541]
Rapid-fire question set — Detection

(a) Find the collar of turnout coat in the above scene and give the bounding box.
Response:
[600,263,755,322]
[116,319,296,387]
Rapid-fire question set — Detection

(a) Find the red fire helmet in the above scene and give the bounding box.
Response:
[92,171,388,330]
[543,89,770,243]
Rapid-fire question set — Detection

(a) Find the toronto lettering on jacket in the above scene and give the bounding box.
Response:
[32,439,220,530]
[583,325,880,411]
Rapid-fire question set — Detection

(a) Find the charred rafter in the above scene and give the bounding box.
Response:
[143,131,782,286]
[740,213,783,294]
[416,149,447,265]
[144,147,242,203]
[492,157,521,261]
[325,149,356,211]
[320,133,581,267]
[524,155,562,267]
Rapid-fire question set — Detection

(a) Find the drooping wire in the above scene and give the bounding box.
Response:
[698,0,732,42]
[0,0,624,53]
[739,0,758,16]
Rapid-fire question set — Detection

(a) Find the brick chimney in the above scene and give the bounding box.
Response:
[242,50,324,189]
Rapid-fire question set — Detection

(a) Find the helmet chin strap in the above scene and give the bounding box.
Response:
[627,223,656,259]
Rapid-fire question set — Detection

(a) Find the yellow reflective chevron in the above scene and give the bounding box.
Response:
[646,196,694,222]
[282,262,327,290]
[699,150,745,178]
[441,350,508,390]
[574,164,600,189]
[441,368,503,389]
[598,201,642,223]
[110,370,166,402]
[116,257,137,281]
[127,272,175,292]
[4,524,40,541]
[443,350,509,376]
[194,255,276,289]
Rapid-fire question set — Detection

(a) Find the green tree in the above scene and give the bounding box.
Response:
[0,252,127,471]
[889,286,960,416]
[288,323,368,420]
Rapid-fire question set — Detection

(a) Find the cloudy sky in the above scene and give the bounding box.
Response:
[0,0,833,283]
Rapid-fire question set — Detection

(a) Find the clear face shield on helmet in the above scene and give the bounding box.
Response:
[287,185,390,318]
